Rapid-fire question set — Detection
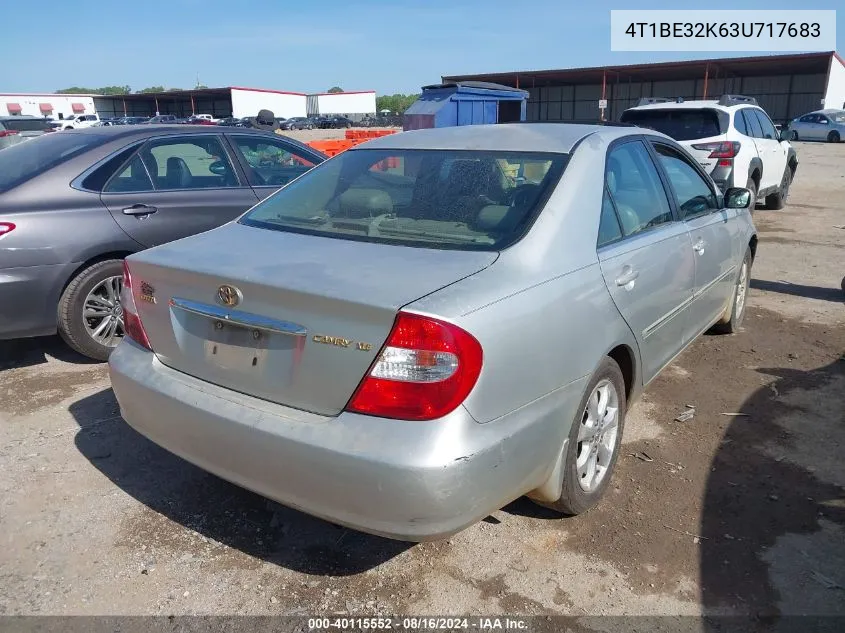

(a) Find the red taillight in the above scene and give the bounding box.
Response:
[346,312,483,421]
[691,141,740,159]
[0,222,16,238]
[0,130,20,138]
[121,260,153,351]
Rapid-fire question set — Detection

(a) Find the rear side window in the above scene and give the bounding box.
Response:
[741,109,764,138]
[621,108,724,141]
[733,111,749,135]
[1,118,50,132]
[0,133,108,193]
[598,190,623,247]
[605,141,673,236]
[240,148,567,251]
[104,156,154,192]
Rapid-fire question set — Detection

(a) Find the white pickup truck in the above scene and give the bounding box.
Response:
[54,114,100,130]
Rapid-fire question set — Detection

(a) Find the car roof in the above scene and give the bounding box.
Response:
[625,100,754,112]
[352,123,657,153]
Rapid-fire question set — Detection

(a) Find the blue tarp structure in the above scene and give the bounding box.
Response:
[404,82,528,131]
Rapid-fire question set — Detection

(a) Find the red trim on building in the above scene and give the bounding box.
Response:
[6,102,22,114]
[229,86,307,96]
[39,103,53,113]
[71,102,85,112]
[310,90,377,96]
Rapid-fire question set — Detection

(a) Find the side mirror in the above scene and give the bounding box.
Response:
[779,128,791,141]
[208,161,228,176]
[725,187,752,209]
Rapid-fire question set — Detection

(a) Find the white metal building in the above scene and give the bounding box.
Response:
[306,91,377,120]
[0,93,97,120]
[1,87,380,121]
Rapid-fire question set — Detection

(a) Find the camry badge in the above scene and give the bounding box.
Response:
[217,285,241,307]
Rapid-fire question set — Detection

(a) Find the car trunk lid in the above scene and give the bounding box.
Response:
[127,222,497,416]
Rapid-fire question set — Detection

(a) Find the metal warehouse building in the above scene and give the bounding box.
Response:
[443,51,845,125]
[2,86,377,121]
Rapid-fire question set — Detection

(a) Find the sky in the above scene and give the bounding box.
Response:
[1,0,841,95]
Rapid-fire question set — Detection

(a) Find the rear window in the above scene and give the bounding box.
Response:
[621,108,725,141]
[1,118,50,132]
[240,149,567,251]
[0,133,108,193]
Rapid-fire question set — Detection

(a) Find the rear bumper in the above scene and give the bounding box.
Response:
[709,163,734,192]
[0,262,76,339]
[109,339,584,541]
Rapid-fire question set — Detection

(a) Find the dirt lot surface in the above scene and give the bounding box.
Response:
[1,141,843,622]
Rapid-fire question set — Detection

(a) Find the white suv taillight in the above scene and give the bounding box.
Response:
[346,312,483,421]
[121,260,153,351]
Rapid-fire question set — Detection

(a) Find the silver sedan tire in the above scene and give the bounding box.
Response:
[535,356,627,516]
[712,247,752,334]
[57,259,126,361]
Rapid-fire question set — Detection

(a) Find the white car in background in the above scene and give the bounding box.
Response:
[786,109,845,143]
[621,94,798,210]
[56,114,100,130]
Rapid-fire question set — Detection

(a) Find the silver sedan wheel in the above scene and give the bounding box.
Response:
[576,379,620,493]
[83,275,124,347]
[735,260,749,320]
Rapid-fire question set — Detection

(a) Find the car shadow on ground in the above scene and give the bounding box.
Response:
[0,336,99,371]
[68,388,412,576]
[700,358,845,615]
[750,279,844,303]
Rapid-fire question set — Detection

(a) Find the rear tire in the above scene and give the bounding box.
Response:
[534,357,626,516]
[712,248,752,334]
[765,167,792,210]
[57,259,126,361]
[828,130,841,143]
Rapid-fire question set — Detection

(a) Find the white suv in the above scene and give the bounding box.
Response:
[621,95,798,210]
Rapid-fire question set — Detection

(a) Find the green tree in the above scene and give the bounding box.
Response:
[137,86,166,94]
[376,93,419,114]
[56,85,131,95]
[327,86,343,93]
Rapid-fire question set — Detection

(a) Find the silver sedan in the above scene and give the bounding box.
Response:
[109,123,757,541]
[787,109,845,142]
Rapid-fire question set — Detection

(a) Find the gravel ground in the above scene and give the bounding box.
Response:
[0,140,843,621]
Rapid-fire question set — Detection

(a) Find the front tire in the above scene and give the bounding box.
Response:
[712,248,752,334]
[57,259,126,361]
[828,130,841,143]
[536,357,626,516]
[791,130,799,141]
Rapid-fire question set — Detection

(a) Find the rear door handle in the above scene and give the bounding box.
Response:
[693,238,706,255]
[122,204,157,216]
[615,267,639,287]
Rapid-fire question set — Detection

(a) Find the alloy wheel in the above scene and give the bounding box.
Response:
[576,379,620,492]
[83,275,125,347]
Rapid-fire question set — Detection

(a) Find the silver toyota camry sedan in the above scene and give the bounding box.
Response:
[109,123,757,541]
